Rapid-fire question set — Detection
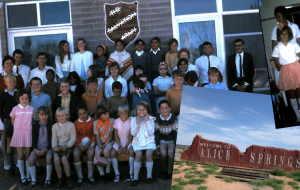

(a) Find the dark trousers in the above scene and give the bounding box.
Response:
[236,77,253,93]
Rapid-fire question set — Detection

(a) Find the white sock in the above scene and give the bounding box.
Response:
[87,161,94,178]
[146,161,153,179]
[18,160,25,179]
[97,165,104,176]
[46,165,53,180]
[28,166,36,182]
[129,157,134,174]
[73,162,83,179]
[111,158,119,175]
[26,161,30,179]
[134,161,141,180]
[106,159,111,173]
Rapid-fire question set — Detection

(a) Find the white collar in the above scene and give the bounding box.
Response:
[160,113,172,121]
[114,50,126,56]
[13,64,22,68]
[2,70,18,76]
[157,75,169,79]
[236,51,244,56]
[110,75,121,81]
[150,48,160,53]
[36,66,47,71]
[78,116,91,122]
[193,81,199,87]
[58,122,67,126]
[135,50,144,56]
[18,104,29,109]
[5,89,17,93]
[203,55,212,60]
[208,82,220,86]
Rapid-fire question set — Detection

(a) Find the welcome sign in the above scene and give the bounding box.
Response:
[104,1,140,49]
[181,134,300,172]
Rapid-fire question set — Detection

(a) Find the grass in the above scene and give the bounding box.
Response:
[173,170,180,174]
[204,168,220,174]
[253,189,259,190]
[174,160,186,165]
[173,168,180,172]
[286,171,300,182]
[173,178,182,182]
[171,184,183,190]
[197,186,207,190]
[186,162,198,167]
[223,177,239,183]
[188,178,206,185]
[182,168,190,172]
[271,168,286,176]
[192,170,209,178]
[249,178,284,189]
[173,178,189,185]
[288,181,300,189]
[184,174,195,179]
[201,163,219,170]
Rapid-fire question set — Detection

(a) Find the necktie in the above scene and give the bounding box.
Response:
[16,66,19,74]
[208,57,210,70]
[239,55,242,78]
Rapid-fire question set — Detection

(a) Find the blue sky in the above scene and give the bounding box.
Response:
[178,86,300,152]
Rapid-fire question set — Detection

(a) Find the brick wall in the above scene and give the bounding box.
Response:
[70,0,173,55]
[0,2,7,60]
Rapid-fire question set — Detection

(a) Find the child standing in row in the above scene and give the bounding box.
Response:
[10,89,35,185]
[94,44,109,78]
[55,40,72,81]
[166,70,184,116]
[131,79,152,115]
[149,37,166,83]
[165,38,179,75]
[111,105,134,182]
[129,65,152,94]
[131,39,151,75]
[138,74,156,115]
[27,106,53,188]
[86,65,104,92]
[204,67,228,90]
[41,69,60,103]
[184,71,203,87]
[131,101,156,186]
[68,71,86,100]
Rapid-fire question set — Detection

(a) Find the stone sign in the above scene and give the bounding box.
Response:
[181,134,300,172]
[104,1,140,49]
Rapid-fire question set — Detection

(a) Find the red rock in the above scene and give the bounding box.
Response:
[296,150,300,170]
[284,150,297,172]
[251,145,265,169]
[240,145,253,168]
[217,141,231,166]
[229,144,241,167]
[190,134,202,162]
[208,141,223,164]
[198,138,211,163]
[263,147,274,170]
[181,146,191,161]
[273,147,286,170]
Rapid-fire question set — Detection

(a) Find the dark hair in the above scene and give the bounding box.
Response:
[184,71,198,84]
[202,41,212,48]
[76,104,88,114]
[86,77,98,85]
[177,48,190,60]
[58,40,71,64]
[277,25,293,42]
[233,39,244,45]
[115,39,125,46]
[59,77,71,86]
[172,69,185,78]
[112,81,122,90]
[134,101,151,116]
[150,36,161,43]
[36,52,48,59]
[30,77,42,86]
[46,69,55,75]
[132,79,145,89]
[108,62,120,75]
[16,89,32,103]
[13,49,23,57]
[2,55,15,67]
[95,105,109,119]
[168,38,178,47]
[133,65,145,79]
[177,58,188,68]
[134,39,145,46]
[88,65,100,78]
[68,71,81,85]
[207,67,220,76]
[76,38,87,52]
[94,44,109,59]
[159,99,171,108]
[137,73,148,79]
[274,6,288,18]
[38,106,49,115]
[218,71,223,82]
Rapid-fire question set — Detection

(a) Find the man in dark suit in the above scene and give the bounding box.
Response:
[227,39,255,93]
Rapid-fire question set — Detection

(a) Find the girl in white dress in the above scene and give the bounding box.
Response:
[56,40,72,82]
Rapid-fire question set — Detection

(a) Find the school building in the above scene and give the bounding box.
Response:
[0,0,269,94]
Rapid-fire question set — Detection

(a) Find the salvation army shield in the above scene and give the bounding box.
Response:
[104,1,140,49]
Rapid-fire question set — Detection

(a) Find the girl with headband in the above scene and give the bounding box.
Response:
[94,44,109,78]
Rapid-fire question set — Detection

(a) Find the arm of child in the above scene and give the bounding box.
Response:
[66,123,76,148]
[104,129,113,148]
[131,117,140,136]
[274,57,281,71]
[121,79,128,97]
[55,57,64,79]
[114,128,122,150]
[99,79,105,93]
[145,117,155,136]
[154,121,160,155]
[52,124,59,151]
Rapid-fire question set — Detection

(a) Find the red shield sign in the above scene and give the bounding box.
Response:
[104,1,140,49]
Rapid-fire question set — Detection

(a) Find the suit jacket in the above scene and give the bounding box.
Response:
[227,52,255,91]
[32,122,53,150]
[52,92,80,122]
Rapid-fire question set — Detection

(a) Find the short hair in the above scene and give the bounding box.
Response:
[55,107,69,120]
[172,69,185,78]
[115,39,125,46]
[16,89,32,103]
[2,55,15,67]
[68,71,81,85]
[108,62,120,75]
[36,52,48,59]
[4,73,16,81]
[274,6,288,18]
[207,67,220,75]
[134,101,151,116]
[38,106,49,115]
[233,39,244,45]
[184,71,198,84]
[30,77,42,86]
[112,81,122,90]
[118,104,130,115]
[177,58,188,68]
[13,49,23,57]
[60,77,71,86]
[159,99,170,108]
[134,39,145,46]
[277,25,293,42]
[150,36,161,43]
[95,105,109,118]
[46,69,55,75]
[168,38,178,47]
[76,38,87,52]
[86,77,98,85]
[137,73,148,79]
[202,41,212,48]
[76,104,88,114]
[177,48,190,60]
[132,79,145,89]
